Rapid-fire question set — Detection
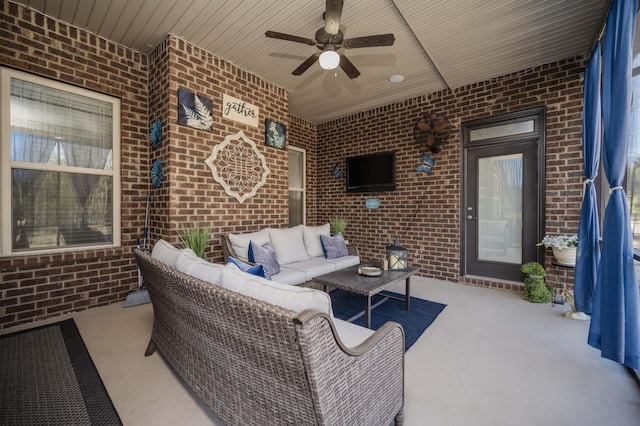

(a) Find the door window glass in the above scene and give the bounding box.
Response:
[477,154,523,264]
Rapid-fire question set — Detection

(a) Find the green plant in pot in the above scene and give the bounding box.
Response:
[329,217,347,236]
[180,222,211,258]
[521,262,553,303]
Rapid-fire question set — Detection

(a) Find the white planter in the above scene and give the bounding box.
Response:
[552,247,576,267]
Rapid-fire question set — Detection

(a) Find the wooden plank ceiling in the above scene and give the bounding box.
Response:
[10,0,610,123]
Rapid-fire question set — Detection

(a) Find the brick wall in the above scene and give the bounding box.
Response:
[148,35,290,263]
[314,57,585,293]
[0,1,149,329]
[0,6,291,329]
[0,1,585,329]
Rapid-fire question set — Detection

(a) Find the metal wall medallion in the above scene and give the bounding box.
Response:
[205,131,270,203]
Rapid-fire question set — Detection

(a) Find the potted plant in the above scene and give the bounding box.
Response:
[329,217,347,236]
[180,222,211,258]
[521,262,553,303]
[537,235,578,266]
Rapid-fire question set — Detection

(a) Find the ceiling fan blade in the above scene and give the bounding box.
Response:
[343,34,395,49]
[339,55,360,79]
[265,31,315,46]
[292,53,320,75]
[426,133,435,147]
[324,0,344,35]
[417,121,431,131]
[434,121,450,131]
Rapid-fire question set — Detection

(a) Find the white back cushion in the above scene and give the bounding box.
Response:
[176,249,223,284]
[302,224,331,258]
[227,228,271,262]
[269,226,309,265]
[220,266,332,316]
[151,239,181,268]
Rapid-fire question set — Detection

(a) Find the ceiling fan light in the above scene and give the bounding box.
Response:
[319,47,340,70]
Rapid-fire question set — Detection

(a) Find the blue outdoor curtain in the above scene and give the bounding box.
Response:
[588,0,640,369]
[574,43,601,315]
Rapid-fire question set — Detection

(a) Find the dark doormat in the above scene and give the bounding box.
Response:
[0,318,122,425]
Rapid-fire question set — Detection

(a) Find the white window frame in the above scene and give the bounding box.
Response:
[0,67,121,256]
[288,146,306,225]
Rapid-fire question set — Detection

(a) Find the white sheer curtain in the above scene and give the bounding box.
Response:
[9,77,114,249]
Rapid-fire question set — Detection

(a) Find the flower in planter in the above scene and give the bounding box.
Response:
[537,235,578,250]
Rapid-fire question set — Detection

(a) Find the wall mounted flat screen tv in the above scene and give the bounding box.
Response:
[346,151,396,193]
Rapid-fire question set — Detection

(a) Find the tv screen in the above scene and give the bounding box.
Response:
[346,151,396,193]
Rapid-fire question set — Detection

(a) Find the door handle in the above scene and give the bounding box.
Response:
[466,215,477,220]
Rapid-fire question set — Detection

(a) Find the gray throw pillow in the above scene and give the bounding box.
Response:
[320,234,349,259]
[249,241,280,279]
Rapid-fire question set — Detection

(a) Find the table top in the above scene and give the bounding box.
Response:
[313,265,418,296]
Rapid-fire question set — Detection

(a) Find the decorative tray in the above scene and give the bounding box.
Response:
[358,266,382,277]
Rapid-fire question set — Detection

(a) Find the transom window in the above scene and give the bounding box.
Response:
[0,68,121,255]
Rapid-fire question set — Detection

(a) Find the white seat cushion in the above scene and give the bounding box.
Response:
[333,318,375,348]
[220,267,332,316]
[284,259,336,280]
[227,228,271,262]
[269,226,310,265]
[271,266,308,286]
[302,224,330,258]
[151,239,181,268]
[315,255,360,269]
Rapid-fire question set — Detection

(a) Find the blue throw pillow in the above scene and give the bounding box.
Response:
[228,256,267,279]
[249,241,280,279]
[320,234,349,259]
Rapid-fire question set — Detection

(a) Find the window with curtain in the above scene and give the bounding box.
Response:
[1,68,121,255]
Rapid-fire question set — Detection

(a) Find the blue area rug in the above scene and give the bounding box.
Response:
[330,289,446,351]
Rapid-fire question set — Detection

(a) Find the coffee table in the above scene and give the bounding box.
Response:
[313,265,419,328]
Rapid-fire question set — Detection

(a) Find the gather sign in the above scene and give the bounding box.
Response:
[222,94,259,127]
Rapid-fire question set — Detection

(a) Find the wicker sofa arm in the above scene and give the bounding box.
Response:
[295,310,405,425]
[220,233,237,262]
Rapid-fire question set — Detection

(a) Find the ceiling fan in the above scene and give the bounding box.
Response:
[265,0,395,79]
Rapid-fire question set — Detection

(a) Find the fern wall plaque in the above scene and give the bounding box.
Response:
[205,131,270,203]
[178,89,213,131]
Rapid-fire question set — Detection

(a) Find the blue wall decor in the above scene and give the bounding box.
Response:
[150,118,162,149]
[178,88,213,131]
[365,198,380,209]
[151,159,163,188]
[416,153,435,173]
[331,164,345,179]
[265,119,286,149]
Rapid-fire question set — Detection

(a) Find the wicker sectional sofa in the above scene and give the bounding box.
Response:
[133,245,405,425]
[221,224,360,285]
